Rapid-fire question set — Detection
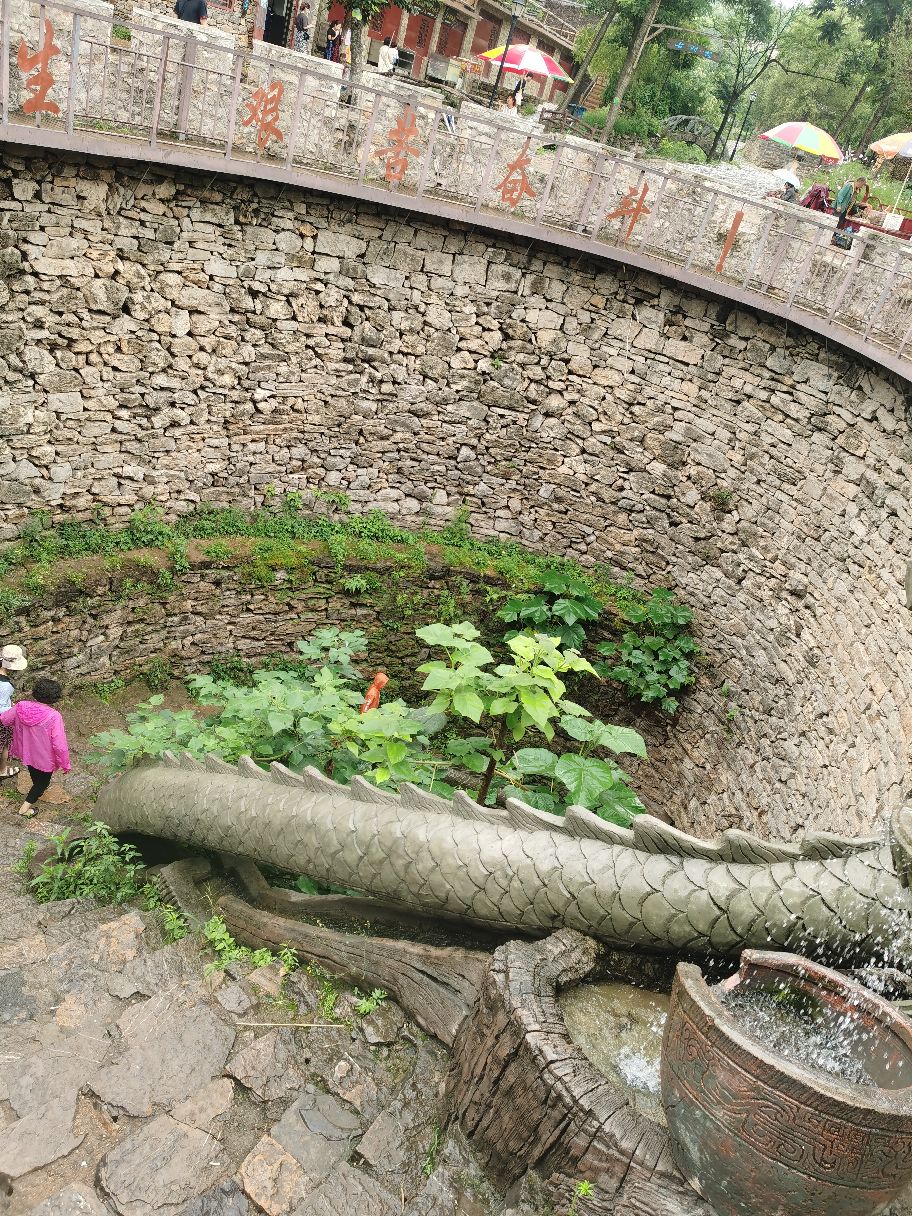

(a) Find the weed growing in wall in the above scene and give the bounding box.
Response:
[1,498,698,710]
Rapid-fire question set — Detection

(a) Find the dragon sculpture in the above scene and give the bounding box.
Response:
[95,752,912,968]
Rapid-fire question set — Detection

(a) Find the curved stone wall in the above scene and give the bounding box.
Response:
[0,148,909,842]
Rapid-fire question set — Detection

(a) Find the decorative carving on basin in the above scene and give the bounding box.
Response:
[661,950,912,1216]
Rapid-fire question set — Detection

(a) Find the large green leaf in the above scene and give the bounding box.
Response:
[554,754,625,807]
[518,687,556,731]
[509,748,558,776]
[420,665,462,691]
[452,687,485,722]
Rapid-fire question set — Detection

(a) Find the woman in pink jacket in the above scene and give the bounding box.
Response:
[0,677,71,818]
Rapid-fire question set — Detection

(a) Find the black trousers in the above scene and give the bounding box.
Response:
[25,766,53,805]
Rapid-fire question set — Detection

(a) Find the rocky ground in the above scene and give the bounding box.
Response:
[0,809,549,1216]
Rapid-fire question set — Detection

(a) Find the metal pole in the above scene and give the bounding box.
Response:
[488,12,518,107]
[729,93,754,162]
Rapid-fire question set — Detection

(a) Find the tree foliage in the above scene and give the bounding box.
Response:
[88,625,650,825]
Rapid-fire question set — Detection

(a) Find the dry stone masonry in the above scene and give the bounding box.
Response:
[0,148,909,844]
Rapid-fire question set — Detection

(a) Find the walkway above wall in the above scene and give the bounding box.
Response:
[2,0,911,380]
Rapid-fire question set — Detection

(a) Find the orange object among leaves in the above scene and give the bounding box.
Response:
[18,19,61,116]
[360,672,389,714]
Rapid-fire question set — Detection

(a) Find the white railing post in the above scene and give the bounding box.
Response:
[0,0,11,126]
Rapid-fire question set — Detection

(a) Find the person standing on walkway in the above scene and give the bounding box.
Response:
[174,0,208,23]
[325,20,342,60]
[293,2,311,51]
[377,36,398,74]
[0,677,71,819]
[0,645,27,780]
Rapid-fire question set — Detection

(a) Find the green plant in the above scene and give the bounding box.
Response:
[278,944,299,973]
[142,657,172,691]
[203,540,233,561]
[353,987,387,1016]
[594,589,697,713]
[111,22,131,39]
[11,840,37,879]
[568,1179,593,1216]
[655,137,706,163]
[161,905,189,943]
[707,486,734,514]
[340,574,375,595]
[208,652,255,684]
[417,622,645,818]
[86,627,441,790]
[26,822,150,906]
[422,1124,443,1176]
[496,570,602,650]
[318,976,340,1020]
[202,915,274,975]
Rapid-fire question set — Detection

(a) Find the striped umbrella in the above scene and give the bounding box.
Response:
[760,121,842,163]
[478,43,573,82]
[869,132,912,158]
[869,133,912,212]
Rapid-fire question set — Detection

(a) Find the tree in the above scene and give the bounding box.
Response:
[557,2,618,114]
[811,0,912,145]
[571,0,715,138]
[600,0,664,142]
[705,0,793,160]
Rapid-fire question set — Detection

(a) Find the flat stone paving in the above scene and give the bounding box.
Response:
[0,815,524,1216]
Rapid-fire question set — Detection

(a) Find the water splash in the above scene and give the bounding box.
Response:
[721,984,879,1087]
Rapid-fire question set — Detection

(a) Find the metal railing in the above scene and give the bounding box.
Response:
[2,0,911,378]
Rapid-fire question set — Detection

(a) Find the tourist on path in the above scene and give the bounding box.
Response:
[174,0,208,24]
[293,3,311,51]
[835,177,869,229]
[0,677,71,819]
[0,645,27,780]
[325,20,342,61]
[377,36,398,74]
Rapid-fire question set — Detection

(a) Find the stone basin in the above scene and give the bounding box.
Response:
[661,949,912,1216]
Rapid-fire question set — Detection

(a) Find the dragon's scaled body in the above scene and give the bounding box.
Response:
[95,753,912,967]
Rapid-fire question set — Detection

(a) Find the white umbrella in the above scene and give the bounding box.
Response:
[772,167,800,188]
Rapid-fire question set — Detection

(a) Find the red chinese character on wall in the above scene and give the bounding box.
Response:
[494,137,536,209]
[605,183,651,242]
[17,19,61,116]
[377,106,422,185]
[242,80,284,151]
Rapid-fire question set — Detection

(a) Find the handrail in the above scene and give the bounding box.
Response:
[1,0,911,381]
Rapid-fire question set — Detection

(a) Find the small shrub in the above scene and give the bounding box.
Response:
[27,822,150,906]
[94,676,125,704]
[161,905,189,943]
[595,589,697,713]
[202,914,274,975]
[354,987,387,1016]
[655,137,706,164]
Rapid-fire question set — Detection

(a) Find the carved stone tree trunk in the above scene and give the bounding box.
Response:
[446,931,713,1216]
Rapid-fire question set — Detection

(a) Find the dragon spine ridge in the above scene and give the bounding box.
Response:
[95,751,912,967]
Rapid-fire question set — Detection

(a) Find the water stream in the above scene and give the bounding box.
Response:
[559,980,669,1125]
[720,986,879,1085]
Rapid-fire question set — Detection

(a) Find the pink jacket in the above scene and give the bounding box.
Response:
[0,701,71,773]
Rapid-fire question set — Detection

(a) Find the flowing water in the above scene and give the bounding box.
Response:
[720,984,885,1088]
[559,980,669,1125]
